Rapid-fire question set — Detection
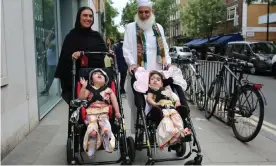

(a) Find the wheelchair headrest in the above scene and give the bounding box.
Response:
[132,66,187,94]
[79,67,114,84]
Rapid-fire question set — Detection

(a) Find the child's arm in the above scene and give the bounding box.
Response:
[146,93,157,106]
[78,87,89,99]
[79,77,89,99]
[110,90,121,118]
[171,92,181,107]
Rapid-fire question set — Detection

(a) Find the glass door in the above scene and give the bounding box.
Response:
[33,0,61,119]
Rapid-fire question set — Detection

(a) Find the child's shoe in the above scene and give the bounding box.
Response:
[102,129,115,153]
[87,137,96,158]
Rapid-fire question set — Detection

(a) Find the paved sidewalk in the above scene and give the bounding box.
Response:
[2,98,276,165]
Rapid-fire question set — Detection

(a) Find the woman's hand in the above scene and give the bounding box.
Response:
[109,50,115,56]
[80,77,88,88]
[72,51,81,59]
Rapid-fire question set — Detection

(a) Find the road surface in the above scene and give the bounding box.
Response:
[248,74,276,126]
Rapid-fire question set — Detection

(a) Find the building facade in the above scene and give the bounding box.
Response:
[168,0,190,47]
[213,0,243,35]
[243,1,276,42]
[214,0,276,42]
[1,0,105,159]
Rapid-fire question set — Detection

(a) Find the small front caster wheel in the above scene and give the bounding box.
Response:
[145,160,155,165]
[121,159,132,165]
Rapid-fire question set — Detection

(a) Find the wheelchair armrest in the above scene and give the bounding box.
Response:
[70,99,88,107]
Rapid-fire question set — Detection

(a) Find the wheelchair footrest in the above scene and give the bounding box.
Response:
[181,134,192,142]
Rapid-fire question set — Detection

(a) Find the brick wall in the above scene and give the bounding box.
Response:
[247,4,276,27]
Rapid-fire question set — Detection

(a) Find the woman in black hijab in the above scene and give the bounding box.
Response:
[55,7,108,104]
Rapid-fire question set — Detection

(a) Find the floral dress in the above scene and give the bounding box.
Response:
[147,87,186,149]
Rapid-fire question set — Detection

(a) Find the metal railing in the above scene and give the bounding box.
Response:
[184,60,238,123]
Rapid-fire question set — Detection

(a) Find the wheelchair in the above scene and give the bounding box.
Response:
[130,69,203,165]
[66,52,135,165]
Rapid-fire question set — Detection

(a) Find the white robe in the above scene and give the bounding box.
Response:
[122,22,172,134]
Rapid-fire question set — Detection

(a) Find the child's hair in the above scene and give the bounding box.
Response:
[149,71,174,87]
[149,70,164,84]
[89,68,109,86]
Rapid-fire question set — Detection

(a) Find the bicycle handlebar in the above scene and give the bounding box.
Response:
[178,57,196,64]
[208,53,254,68]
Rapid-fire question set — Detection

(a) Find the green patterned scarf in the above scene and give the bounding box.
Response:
[136,23,166,69]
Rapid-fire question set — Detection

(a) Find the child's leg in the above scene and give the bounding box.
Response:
[156,109,179,149]
[83,115,101,157]
[98,114,115,153]
[169,109,185,137]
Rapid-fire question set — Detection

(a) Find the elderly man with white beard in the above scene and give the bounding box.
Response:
[123,0,172,134]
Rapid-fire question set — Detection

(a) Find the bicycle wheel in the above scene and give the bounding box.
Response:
[231,85,264,142]
[181,64,190,81]
[195,75,206,110]
[205,79,221,119]
[184,76,193,102]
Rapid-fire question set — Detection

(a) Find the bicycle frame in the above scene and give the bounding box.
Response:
[214,60,266,122]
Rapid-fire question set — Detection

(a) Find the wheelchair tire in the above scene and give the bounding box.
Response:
[67,138,73,165]
[127,136,136,162]
[176,142,186,157]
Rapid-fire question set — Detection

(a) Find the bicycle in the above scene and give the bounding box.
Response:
[177,57,206,110]
[204,53,266,142]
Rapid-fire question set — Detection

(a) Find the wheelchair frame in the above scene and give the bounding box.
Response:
[66,52,134,165]
[130,75,203,165]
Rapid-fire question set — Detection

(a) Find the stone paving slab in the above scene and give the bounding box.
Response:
[2,99,276,165]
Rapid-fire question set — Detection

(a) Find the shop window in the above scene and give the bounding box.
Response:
[33,0,61,119]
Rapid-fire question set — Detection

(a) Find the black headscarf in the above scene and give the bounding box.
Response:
[55,6,108,100]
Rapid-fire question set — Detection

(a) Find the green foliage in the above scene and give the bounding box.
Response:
[105,0,121,41]
[152,0,180,31]
[121,0,138,26]
[120,0,179,31]
[181,0,226,38]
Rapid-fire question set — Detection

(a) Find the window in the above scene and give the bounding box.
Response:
[227,5,237,21]
[250,42,276,54]
[33,0,61,118]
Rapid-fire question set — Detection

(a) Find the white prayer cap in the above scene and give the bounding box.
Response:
[137,0,153,8]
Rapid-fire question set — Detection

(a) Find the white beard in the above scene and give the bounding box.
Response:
[134,13,156,31]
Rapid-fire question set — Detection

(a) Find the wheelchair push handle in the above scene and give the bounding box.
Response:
[130,68,137,77]
[80,51,115,58]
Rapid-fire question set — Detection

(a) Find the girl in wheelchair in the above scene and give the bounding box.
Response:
[78,68,121,158]
[146,71,191,149]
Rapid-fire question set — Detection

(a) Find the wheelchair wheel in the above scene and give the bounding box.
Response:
[67,138,73,165]
[176,142,186,157]
[184,155,203,165]
[127,136,136,162]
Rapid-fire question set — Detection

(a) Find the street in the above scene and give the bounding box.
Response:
[2,97,276,165]
[247,74,276,126]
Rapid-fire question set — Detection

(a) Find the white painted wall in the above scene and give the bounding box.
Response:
[1,0,39,159]
[90,0,99,31]
[60,0,75,41]
[242,0,248,38]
